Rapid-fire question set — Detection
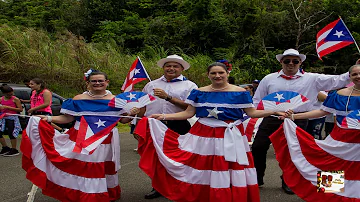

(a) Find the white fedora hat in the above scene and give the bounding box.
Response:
[157,55,190,70]
[276,49,306,62]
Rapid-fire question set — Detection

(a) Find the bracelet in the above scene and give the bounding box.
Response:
[162,113,166,120]
[165,96,172,101]
[47,116,52,123]
[291,114,294,121]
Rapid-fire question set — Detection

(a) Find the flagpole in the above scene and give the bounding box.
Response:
[137,56,152,81]
[340,17,360,54]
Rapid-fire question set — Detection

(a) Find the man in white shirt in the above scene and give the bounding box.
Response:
[252,49,350,194]
[142,54,198,199]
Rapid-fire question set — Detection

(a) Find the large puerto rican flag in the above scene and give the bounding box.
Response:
[316,18,355,60]
[269,119,360,201]
[121,56,151,92]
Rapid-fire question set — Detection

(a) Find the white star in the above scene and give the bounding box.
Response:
[134,68,141,75]
[356,110,360,116]
[207,107,224,119]
[333,30,345,38]
[127,92,136,100]
[274,93,285,101]
[94,119,106,128]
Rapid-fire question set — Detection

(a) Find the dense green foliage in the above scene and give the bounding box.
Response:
[1,0,360,97]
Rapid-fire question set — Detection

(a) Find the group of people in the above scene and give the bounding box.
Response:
[2,48,359,202]
[0,78,52,156]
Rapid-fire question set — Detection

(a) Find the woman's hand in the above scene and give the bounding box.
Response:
[275,109,294,120]
[128,107,140,116]
[28,108,35,114]
[149,114,166,120]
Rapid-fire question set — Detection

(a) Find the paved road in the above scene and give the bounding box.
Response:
[0,133,304,202]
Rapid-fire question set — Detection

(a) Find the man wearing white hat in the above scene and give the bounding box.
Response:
[142,54,198,199]
[252,48,350,194]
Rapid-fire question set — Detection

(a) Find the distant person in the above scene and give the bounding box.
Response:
[21,78,52,115]
[0,84,23,156]
[23,79,30,88]
[252,79,260,92]
[228,76,235,84]
[305,91,327,140]
[244,84,254,97]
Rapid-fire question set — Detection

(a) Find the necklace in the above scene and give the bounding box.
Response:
[353,86,360,92]
[86,90,109,98]
[210,84,229,91]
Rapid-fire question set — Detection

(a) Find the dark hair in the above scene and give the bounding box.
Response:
[0,84,13,93]
[23,79,30,83]
[228,76,235,84]
[31,78,46,92]
[86,71,108,81]
[246,84,254,90]
[207,62,228,73]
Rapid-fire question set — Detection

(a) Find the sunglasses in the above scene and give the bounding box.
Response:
[89,80,105,83]
[283,59,300,64]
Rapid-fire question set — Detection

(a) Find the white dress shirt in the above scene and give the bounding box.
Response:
[253,70,350,112]
[143,75,198,116]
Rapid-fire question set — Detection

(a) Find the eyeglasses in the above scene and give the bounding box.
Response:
[283,59,300,64]
[89,80,105,83]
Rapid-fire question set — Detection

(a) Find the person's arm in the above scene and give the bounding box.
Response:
[243,107,278,118]
[153,88,189,110]
[28,90,52,113]
[119,107,145,124]
[252,78,268,107]
[39,114,75,124]
[150,105,196,120]
[20,99,30,103]
[317,92,327,102]
[293,109,329,120]
[314,72,350,91]
[1,97,23,112]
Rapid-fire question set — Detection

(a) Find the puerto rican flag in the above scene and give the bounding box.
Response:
[121,56,151,92]
[341,110,360,129]
[108,91,156,113]
[316,18,355,60]
[270,119,360,201]
[257,91,309,112]
[74,115,120,154]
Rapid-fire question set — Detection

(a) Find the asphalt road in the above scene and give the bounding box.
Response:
[0,133,304,202]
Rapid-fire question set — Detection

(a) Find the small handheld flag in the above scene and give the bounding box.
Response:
[316,18,359,60]
[121,56,151,92]
[108,91,156,113]
[257,91,309,112]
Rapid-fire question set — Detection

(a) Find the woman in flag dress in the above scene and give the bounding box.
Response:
[272,64,360,201]
[135,62,284,202]
[21,70,140,202]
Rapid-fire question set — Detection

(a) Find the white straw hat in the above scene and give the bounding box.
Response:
[157,55,190,70]
[276,49,306,62]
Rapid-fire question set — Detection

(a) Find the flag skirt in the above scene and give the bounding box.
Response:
[21,117,121,202]
[136,117,260,202]
[270,119,360,202]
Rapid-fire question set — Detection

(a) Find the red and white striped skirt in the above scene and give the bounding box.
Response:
[21,117,121,202]
[136,117,260,202]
